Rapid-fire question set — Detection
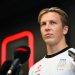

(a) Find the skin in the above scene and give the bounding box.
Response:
[40,12,69,55]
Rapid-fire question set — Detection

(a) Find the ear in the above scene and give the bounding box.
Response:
[63,25,69,35]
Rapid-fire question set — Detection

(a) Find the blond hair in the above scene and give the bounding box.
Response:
[38,7,68,26]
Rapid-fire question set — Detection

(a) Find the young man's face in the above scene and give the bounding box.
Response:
[40,12,68,45]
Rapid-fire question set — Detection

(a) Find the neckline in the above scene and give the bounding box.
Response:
[45,47,70,58]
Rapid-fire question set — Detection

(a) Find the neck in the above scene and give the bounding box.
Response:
[46,38,68,55]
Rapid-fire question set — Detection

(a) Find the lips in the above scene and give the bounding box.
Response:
[44,33,53,37]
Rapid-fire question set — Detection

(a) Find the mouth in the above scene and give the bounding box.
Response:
[44,33,53,38]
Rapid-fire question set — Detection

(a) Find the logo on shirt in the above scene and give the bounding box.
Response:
[57,59,66,70]
[34,65,42,75]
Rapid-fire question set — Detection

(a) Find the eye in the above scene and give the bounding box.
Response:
[49,20,57,25]
[40,22,46,26]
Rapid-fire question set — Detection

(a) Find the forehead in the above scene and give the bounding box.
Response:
[40,12,61,22]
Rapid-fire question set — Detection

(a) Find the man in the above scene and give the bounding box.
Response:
[29,7,75,75]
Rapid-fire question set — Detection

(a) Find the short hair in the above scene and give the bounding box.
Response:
[38,7,68,26]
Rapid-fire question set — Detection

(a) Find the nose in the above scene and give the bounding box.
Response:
[45,21,51,31]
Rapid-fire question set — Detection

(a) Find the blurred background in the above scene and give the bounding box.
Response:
[0,0,75,75]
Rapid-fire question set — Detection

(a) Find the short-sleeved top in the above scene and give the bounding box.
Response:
[29,47,75,75]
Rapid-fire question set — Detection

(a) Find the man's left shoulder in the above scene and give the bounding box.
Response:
[68,47,75,52]
[68,47,75,65]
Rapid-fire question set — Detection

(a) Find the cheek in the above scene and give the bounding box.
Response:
[40,28,44,37]
[40,27,44,34]
[54,26,61,33]
[40,28,42,34]
[54,27,63,37]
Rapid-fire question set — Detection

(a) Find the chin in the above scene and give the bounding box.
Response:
[44,39,56,45]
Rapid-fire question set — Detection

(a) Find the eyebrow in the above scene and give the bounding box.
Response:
[40,20,57,23]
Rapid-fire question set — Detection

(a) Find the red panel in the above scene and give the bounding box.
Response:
[1,30,34,69]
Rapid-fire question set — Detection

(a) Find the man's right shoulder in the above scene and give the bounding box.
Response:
[30,57,45,69]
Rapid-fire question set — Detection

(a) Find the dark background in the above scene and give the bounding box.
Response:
[0,0,75,75]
